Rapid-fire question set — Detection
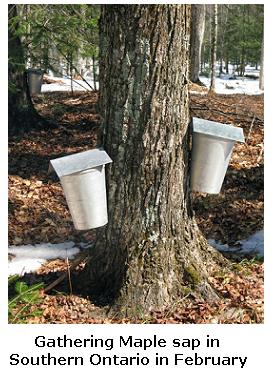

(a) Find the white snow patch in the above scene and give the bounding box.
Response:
[8,242,80,276]
[42,77,99,92]
[208,239,238,253]
[239,230,264,256]
[208,230,264,257]
[196,76,263,96]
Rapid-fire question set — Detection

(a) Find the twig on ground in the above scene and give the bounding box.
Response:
[257,144,264,163]
[190,97,264,125]
[246,115,256,144]
[66,250,73,295]
[44,256,88,293]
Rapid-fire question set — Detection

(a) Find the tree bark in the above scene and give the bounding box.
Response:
[92,54,97,91]
[225,53,229,74]
[190,5,205,84]
[84,4,226,317]
[259,35,264,90]
[209,5,218,92]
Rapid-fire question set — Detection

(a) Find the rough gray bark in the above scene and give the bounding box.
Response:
[190,5,205,84]
[210,5,218,91]
[84,4,225,317]
[259,35,264,90]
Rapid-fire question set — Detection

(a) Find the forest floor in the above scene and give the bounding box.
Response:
[8,85,264,324]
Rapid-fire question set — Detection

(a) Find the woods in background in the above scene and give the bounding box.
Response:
[190,4,263,87]
[10,4,264,85]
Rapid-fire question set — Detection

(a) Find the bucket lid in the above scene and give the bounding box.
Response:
[49,148,113,178]
[27,68,44,74]
[192,117,245,143]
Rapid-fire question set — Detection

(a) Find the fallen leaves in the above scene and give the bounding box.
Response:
[23,261,263,324]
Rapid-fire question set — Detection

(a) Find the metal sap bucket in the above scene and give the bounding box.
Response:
[190,117,245,194]
[27,69,44,95]
[49,148,112,230]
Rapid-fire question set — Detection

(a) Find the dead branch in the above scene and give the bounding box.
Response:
[190,101,263,126]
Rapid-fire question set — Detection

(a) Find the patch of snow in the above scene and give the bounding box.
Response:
[198,76,263,95]
[8,230,263,277]
[208,239,238,253]
[79,241,94,249]
[9,258,46,277]
[41,77,99,92]
[8,242,80,276]
[208,230,264,257]
[239,230,264,256]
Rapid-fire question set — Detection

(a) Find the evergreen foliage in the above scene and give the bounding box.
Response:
[10,4,100,77]
[202,4,263,76]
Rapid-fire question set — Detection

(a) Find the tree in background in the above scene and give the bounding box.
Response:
[209,4,218,91]
[83,4,225,316]
[8,4,100,135]
[217,4,229,75]
[12,4,100,86]
[259,35,264,90]
[190,4,205,85]
[8,4,42,135]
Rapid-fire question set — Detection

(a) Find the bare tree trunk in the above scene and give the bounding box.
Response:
[9,5,55,136]
[259,35,264,90]
[210,5,218,92]
[92,54,97,91]
[225,52,229,74]
[218,4,229,76]
[190,5,206,84]
[83,4,225,317]
[240,5,246,77]
[8,4,43,135]
[25,4,32,68]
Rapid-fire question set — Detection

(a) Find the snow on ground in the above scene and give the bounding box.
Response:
[42,75,262,95]
[208,230,264,257]
[198,76,263,95]
[41,64,262,96]
[8,230,263,277]
[8,241,81,276]
[42,77,98,93]
[191,63,263,95]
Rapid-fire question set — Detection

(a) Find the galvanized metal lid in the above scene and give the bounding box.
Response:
[27,68,44,74]
[49,148,113,178]
[192,117,245,143]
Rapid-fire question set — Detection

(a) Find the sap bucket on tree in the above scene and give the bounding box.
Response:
[190,117,245,194]
[27,68,44,95]
[49,148,113,230]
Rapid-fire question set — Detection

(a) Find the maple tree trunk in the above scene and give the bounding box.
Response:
[84,4,226,317]
[190,4,205,84]
[8,4,46,136]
